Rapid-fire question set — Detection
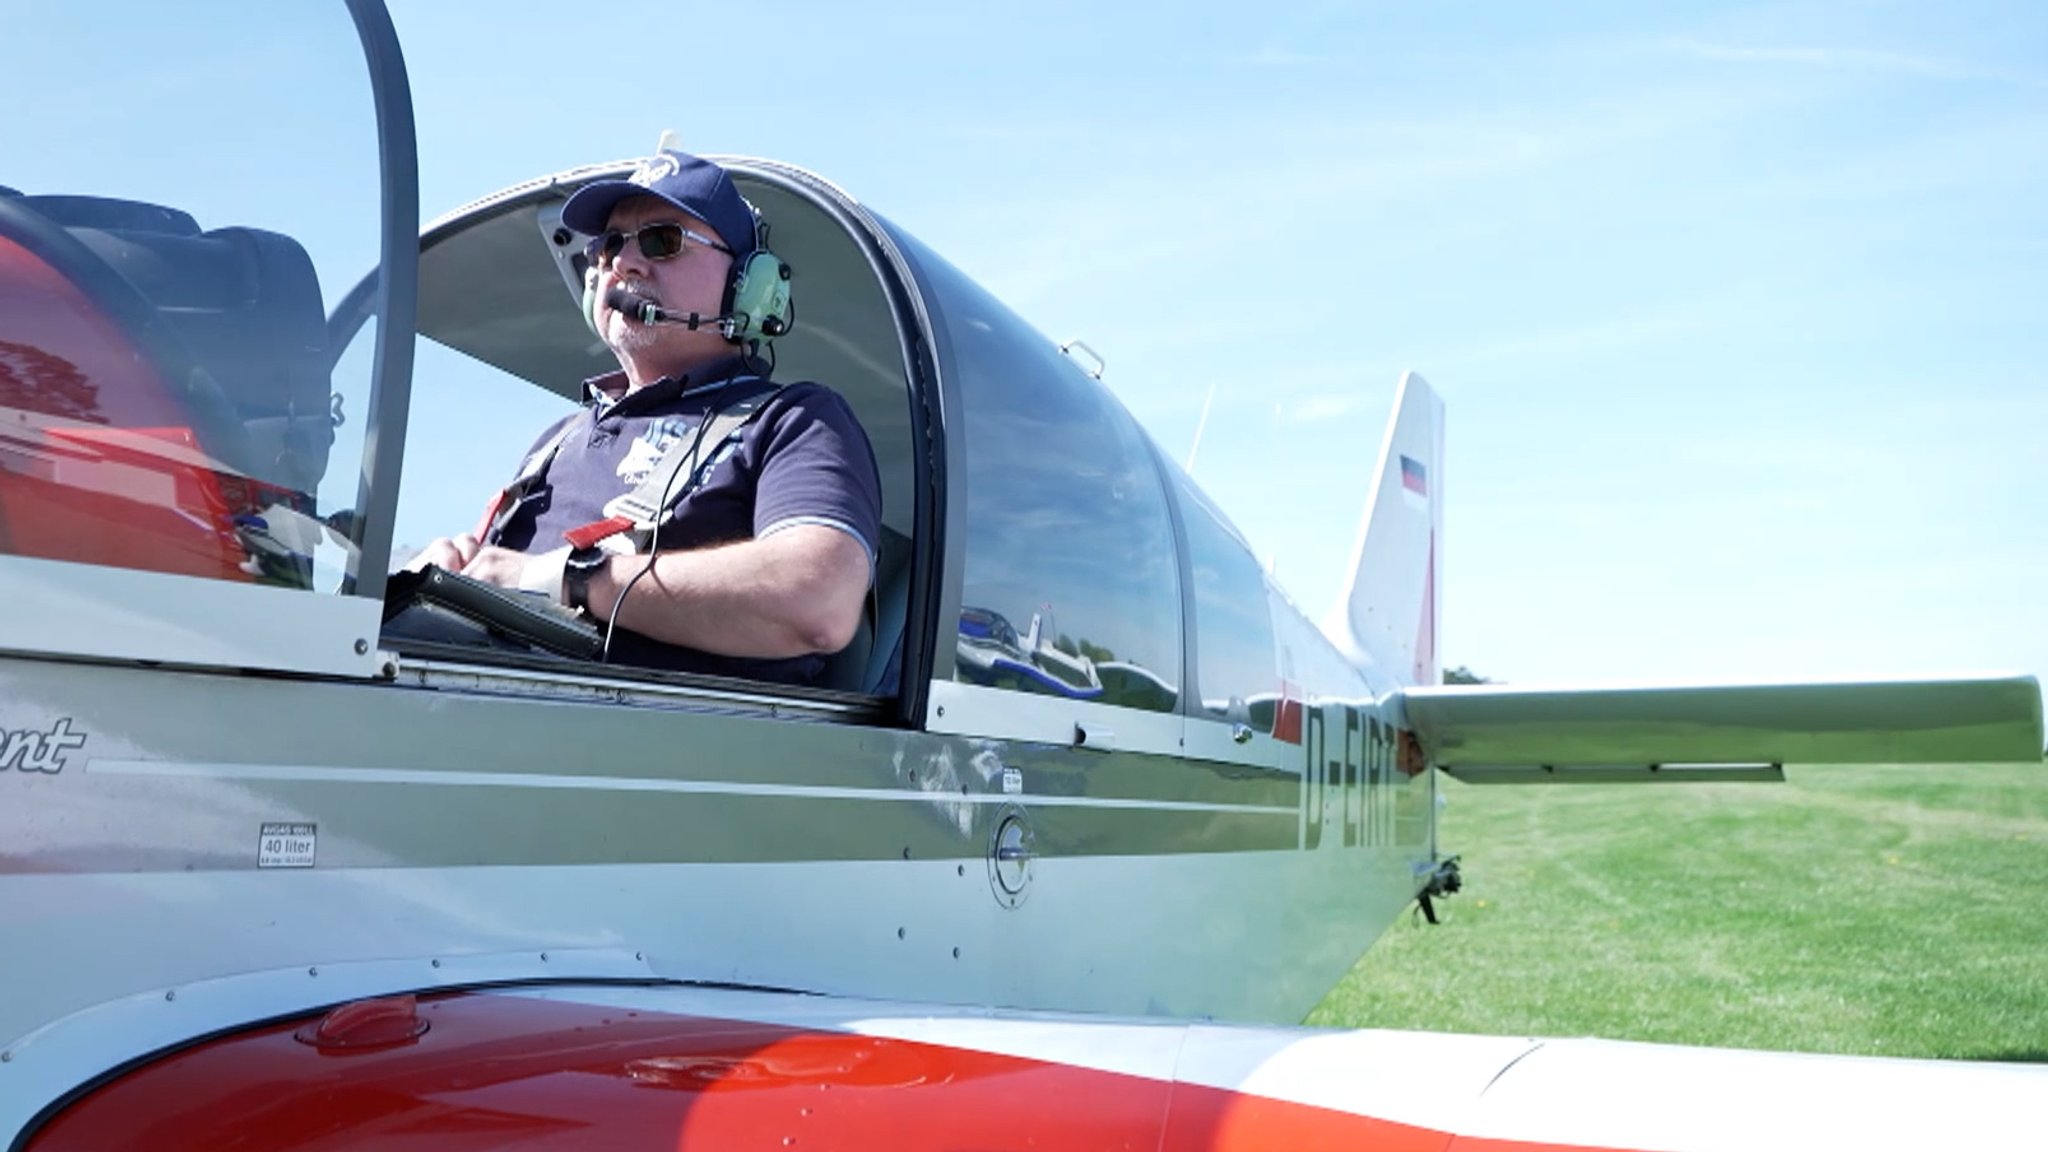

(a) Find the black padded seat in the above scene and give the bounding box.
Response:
[861,527,913,696]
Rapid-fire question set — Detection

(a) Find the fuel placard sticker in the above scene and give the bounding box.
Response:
[258,822,317,868]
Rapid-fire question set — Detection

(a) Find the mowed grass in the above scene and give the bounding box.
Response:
[1308,762,2048,1062]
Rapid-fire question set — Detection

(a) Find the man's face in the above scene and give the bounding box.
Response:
[594,195,736,375]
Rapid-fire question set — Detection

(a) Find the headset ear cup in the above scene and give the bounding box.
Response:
[726,250,793,343]
[581,267,603,336]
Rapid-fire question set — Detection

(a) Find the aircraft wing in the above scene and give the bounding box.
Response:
[1399,674,2044,782]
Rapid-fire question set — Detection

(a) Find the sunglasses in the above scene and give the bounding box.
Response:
[584,221,733,266]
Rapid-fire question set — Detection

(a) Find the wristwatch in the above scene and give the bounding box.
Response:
[562,545,607,614]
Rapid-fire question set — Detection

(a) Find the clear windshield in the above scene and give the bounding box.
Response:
[0,5,386,594]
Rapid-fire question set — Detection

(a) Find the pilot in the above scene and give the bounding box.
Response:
[408,149,881,685]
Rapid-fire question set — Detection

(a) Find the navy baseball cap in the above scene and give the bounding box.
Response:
[561,150,757,259]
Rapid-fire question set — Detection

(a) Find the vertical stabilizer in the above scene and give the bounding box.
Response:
[1323,372,1443,687]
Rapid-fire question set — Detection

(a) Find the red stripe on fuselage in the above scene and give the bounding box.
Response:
[23,992,1624,1151]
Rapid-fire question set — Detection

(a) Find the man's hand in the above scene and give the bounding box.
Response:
[404,536,564,597]
[406,534,479,573]
[459,545,543,590]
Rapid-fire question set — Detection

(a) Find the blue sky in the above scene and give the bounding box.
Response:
[12,2,2045,687]
[388,0,2043,686]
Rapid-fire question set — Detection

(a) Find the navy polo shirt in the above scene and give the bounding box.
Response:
[490,356,882,684]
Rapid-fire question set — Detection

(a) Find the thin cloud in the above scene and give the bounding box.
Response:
[1247,45,1318,69]
[1432,303,1719,372]
[1660,38,2037,86]
[1277,393,1369,424]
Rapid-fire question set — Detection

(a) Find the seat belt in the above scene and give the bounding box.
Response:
[471,416,582,544]
[564,378,784,552]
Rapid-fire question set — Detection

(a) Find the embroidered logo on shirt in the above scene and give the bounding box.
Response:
[617,417,697,488]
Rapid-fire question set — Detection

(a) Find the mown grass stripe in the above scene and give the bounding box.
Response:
[1311,761,2048,1062]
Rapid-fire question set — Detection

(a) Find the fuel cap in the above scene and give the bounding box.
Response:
[988,808,1034,909]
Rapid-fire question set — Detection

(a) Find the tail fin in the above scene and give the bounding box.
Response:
[1323,371,1444,687]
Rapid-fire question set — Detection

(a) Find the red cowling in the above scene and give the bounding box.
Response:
[21,991,1509,1152]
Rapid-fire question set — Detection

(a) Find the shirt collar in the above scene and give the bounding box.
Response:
[579,354,768,416]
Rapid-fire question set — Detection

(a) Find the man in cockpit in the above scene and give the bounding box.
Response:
[408,149,881,686]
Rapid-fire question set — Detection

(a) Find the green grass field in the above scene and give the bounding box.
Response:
[1308,762,2048,1062]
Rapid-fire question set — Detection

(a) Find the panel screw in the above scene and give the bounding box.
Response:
[540,952,550,962]
[896,927,906,940]
[1,1051,11,1062]
[952,947,961,959]
[354,638,369,655]
[164,990,177,1002]
[309,967,319,977]
[431,958,441,968]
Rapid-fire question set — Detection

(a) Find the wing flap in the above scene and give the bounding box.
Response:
[1401,674,2044,782]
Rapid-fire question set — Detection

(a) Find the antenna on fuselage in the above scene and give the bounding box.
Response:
[1185,380,1218,474]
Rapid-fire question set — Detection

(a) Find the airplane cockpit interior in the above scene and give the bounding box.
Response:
[0,0,1350,758]
[1,127,1341,748]
[389,161,926,703]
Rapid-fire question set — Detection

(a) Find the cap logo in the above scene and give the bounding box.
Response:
[629,152,681,188]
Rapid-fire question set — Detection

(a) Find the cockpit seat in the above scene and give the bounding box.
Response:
[816,526,910,696]
[861,527,913,696]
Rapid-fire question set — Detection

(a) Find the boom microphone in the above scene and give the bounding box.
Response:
[604,286,728,333]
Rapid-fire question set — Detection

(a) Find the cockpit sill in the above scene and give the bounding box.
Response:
[389,647,892,723]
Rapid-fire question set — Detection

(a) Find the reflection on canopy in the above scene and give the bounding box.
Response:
[0,5,381,594]
[907,238,1182,714]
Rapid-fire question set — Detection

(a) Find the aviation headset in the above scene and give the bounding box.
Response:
[581,217,794,347]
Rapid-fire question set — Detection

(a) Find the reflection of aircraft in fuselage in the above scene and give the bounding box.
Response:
[1,5,2044,1149]
[956,605,1105,699]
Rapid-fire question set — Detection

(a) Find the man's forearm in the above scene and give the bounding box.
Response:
[587,526,869,659]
